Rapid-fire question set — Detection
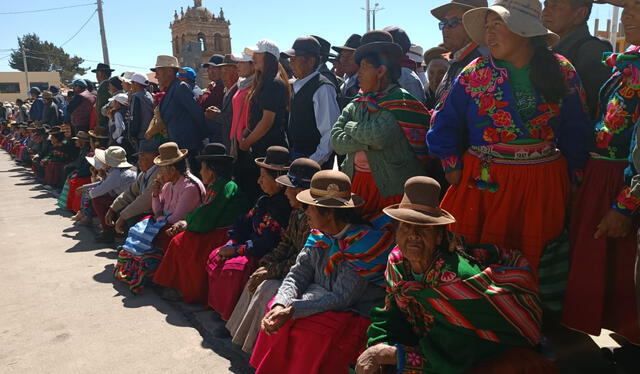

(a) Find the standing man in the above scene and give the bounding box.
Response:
[332,34,362,109]
[199,54,225,110]
[129,73,154,150]
[151,55,206,170]
[543,0,612,120]
[92,63,115,129]
[383,26,427,103]
[204,54,239,148]
[66,79,96,134]
[41,91,61,126]
[49,85,67,116]
[28,87,44,122]
[430,0,488,104]
[284,36,340,169]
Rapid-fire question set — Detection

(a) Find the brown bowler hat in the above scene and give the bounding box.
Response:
[383,176,456,226]
[296,170,364,209]
[88,127,109,139]
[154,142,189,166]
[255,146,291,171]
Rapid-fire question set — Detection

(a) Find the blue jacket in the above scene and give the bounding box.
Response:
[159,79,207,151]
[29,97,44,121]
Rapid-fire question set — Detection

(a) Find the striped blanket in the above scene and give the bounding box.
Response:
[122,216,168,256]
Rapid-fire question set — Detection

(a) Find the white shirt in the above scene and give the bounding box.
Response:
[291,71,340,165]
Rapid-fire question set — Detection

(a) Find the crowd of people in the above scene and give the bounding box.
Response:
[1,0,640,372]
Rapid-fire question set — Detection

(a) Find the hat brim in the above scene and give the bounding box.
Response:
[153,149,189,166]
[151,66,179,72]
[93,149,107,166]
[275,174,296,188]
[254,157,290,171]
[332,45,357,54]
[91,68,115,73]
[85,156,101,168]
[296,189,364,209]
[383,205,456,226]
[431,2,475,21]
[196,154,234,161]
[88,130,109,139]
[71,136,89,141]
[355,42,403,64]
[463,6,559,47]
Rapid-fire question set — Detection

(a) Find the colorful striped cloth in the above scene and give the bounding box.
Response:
[122,216,168,256]
[57,177,70,209]
[354,85,431,165]
[114,249,163,295]
[367,244,542,373]
[304,223,395,287]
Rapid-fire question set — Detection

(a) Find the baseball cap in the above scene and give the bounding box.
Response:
[245,40,280,60]
[283,36,322,57]
[177,67,197,81]
[120,71,135,83]
[130,72,149,86]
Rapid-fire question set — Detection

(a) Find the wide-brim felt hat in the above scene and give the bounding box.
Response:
[276,158,321,189]
[197,142,233,161]
[72,130,90,141]
[332,34,362,53]
[154,141,188,166]
[296,170,364,209]
[431,0,488,21]
[355,30,403,65]
[91,63,115,73]
[88,127,109,139]
[463,0,560,47]
[255,145,291,171]
[383,176,456,226]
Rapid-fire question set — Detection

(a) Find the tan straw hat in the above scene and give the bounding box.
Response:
[431,0,488,21]
[94,146,133,168]
[383,176,456,226]
[154,142,189,166]
[463,0,559,47]
[151,55,180,72]
[296,170,364,209]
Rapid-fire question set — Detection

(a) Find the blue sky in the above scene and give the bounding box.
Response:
[0,0,616,80]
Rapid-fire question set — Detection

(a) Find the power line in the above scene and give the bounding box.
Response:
[0,3,95,15]
[83,59,148,70]
[60,9,97,47]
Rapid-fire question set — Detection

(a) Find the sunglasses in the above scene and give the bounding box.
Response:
[438,17,462,30]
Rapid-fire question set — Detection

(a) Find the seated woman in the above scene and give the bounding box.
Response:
[153,143,249,304]
[331,30,429,216]
[356,176,552,374]
[57,131,91,211]
[250,170,395,374]
[84,146,137,243]
[42,126,76,188]
[226,157,320,349]
[207,146,292,320]
[114,142,205,294]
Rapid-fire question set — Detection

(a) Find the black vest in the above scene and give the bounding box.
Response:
[288,74,334,156]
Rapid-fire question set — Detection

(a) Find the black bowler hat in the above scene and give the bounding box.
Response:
[197,143,233,161]
[332,34,362,53]
[354,30,403,64]
[254,146,290,171]
[383,26,412,54]
[133,139,164,156]
[91,63,115,73]
[311,35,337,58]
[276,158,321,189]
[202,54,225,68]
[283,36,322,58]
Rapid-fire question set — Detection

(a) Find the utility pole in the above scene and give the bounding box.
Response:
[97,0,110,64]
[365,0,370,32]
[371,3,384,30]
[610,5,620,52]
[18,38,30,96]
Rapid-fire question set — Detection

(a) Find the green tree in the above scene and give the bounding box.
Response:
[9,34,86,83]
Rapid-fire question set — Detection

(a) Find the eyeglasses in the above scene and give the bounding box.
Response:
[438,17,462,31]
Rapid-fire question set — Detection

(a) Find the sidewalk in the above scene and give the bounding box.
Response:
[0,152,251,374]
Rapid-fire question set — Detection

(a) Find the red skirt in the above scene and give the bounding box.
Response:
[352,171,402,217]
[441,152,569,273]
[250,311,370,374]
[206,247,259,320]
[67,176,91,212]
[562,158,640,343]
[44,161,65,187]
[153,227,229,304]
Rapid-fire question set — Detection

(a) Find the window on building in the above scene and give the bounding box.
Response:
[214,33,223,51]
[198,33,206,51]
[0,83,20,93]
[30,82,49,91]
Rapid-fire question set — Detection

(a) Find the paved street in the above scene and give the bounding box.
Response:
[0,152,250,374]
